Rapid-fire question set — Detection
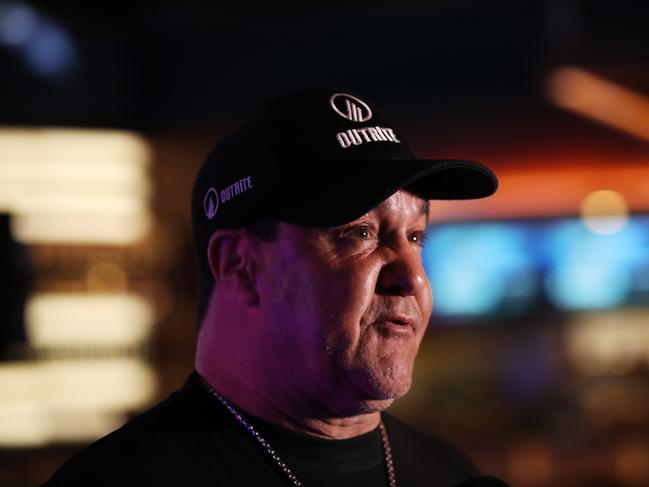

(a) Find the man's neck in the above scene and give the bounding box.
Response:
[195,364,382,440]
[271,409,382,440]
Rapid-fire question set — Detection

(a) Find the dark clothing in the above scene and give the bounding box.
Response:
[43,371,478,486]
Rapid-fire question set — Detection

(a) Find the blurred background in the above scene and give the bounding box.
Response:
[0,1,648,486]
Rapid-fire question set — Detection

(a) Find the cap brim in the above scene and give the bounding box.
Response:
[270,158,498,227]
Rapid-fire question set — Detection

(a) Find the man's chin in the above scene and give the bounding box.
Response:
[354,375,413,410]
[371,381,412,402]
[336,354,415,412]
[354,397,396,414]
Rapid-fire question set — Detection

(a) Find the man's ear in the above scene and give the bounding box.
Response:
[207,229,259,306]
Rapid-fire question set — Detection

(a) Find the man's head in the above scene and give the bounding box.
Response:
[191,89,497,414]
[192,89,497,325]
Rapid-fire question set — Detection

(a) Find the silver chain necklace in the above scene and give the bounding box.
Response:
[198,376,397,487]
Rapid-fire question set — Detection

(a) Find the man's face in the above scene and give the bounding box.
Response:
[255,189,433,415]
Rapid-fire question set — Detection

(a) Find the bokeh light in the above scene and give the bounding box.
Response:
[580,190,629,235]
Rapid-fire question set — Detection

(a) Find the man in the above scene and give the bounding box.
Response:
[43,89,500,486]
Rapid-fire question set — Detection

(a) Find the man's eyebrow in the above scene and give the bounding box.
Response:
[421,201,430,218]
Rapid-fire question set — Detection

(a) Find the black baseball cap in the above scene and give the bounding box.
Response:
[192,88,497,254]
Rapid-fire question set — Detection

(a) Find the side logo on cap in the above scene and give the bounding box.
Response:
[330,93,372,122]
[204,187,219,220]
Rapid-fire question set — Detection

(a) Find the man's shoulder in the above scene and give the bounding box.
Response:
[382,412,479,486]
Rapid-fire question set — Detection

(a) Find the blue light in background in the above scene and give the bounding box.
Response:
[421,216,649,319]
[544,219,646,310]
[21,19,77,78]
[545,263,631,309]
[0,2,78,80]
[0,3,37,45]
[422,223,533,316]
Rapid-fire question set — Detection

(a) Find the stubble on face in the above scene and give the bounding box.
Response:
[326,296,425,409]
[258,191,432,415]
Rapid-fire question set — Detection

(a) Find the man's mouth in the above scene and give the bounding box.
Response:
[375,315,416,336]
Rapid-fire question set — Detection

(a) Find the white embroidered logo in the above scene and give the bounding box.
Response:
[335,127,400,148]
[204,187,219,220]
[330,93,372,122]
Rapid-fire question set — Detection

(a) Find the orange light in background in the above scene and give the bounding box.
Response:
[86,261,129,292]
[505,437,554,487]
[580,190,629,235]
[425,67,649,223]
[566,310,649,376]
[546,66,649,142]
[615,440,649,487]
[427,164,649,222]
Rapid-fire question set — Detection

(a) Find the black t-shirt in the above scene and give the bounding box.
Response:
[42,371,478,486]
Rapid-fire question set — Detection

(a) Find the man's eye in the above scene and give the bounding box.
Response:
[409,231,427,247]
[355,225,372,239]
[345,225,373,240]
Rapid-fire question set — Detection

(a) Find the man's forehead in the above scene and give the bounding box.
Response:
[373,191,430,218]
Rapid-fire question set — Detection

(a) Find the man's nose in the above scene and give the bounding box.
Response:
[377,244,429,296]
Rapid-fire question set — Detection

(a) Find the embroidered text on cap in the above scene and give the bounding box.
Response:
[329,93,373,122]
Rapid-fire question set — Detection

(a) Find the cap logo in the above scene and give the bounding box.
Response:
[330,93,372,122]
[203,176,254,221]
[204,187,219,220]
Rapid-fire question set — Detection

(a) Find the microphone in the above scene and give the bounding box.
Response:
[454,475,510,487]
